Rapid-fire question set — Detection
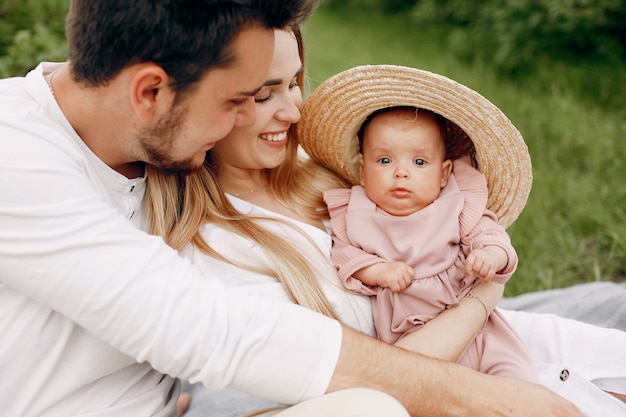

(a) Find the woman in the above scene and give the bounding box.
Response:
[147,25,372,331]
[146,26,626,417]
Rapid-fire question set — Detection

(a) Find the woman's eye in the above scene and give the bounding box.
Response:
[413,159,426,166]
[289,79,299,89]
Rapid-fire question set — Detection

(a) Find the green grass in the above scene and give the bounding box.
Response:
[302,8,626,296]
[5,3,624,296]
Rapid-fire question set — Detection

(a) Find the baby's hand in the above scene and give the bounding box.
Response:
[358,261,414,292]
[464,246,507,283]
[377,261,414,292]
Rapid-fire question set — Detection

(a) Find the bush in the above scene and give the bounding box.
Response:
[0,0,68,77]
[410,0,626,74]
[322,0,418,13]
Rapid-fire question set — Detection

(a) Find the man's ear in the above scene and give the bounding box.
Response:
[440,159,453,188]
[129,63,173,123]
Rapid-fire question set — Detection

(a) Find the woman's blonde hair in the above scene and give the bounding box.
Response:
[146,25,351,319]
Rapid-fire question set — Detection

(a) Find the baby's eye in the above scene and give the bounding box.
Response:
[413,159,426,166]
[378,157,391,165]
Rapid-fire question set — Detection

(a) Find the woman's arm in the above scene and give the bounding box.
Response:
[394,282,503,361]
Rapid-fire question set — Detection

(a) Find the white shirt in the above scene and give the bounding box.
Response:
[0,63,341,416]
[180,195,376,337]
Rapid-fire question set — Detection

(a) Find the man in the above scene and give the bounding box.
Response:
[0,1,582,416]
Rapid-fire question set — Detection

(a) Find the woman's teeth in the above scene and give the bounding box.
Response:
[259,132,287,142]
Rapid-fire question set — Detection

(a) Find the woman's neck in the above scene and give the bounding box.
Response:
[217,167,268,197]
[217,168,327,231]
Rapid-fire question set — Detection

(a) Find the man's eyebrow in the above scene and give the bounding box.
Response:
[238,85,264,97]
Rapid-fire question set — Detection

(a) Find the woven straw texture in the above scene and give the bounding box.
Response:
[298,64,532,228]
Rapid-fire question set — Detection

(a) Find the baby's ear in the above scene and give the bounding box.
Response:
[440,159,453,188]
[359,156,366,187]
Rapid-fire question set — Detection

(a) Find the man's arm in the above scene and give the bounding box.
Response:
[329,325,584,417]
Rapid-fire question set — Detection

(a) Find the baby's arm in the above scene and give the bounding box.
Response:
[353,261,414,293]
[464,245,508,283]
[324,188,412,293]
[455,157,517,284]
[461,207,518,284]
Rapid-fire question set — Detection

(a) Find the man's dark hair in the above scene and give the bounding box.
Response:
[65,0,317,92]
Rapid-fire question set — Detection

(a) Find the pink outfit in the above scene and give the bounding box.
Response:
[324,158,538,382]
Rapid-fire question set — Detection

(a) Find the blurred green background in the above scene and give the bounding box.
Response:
[2,0,624,295]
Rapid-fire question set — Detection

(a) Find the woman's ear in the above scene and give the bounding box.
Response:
[129,63,173,123]
[440,159,453,188]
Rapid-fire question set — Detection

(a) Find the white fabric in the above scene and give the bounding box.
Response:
[501,310,626,416]
[0,63,342,416]
[180,195,375,337]
[246,388,409,417]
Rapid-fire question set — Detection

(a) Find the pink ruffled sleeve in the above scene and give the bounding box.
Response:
[454,157,518,284]
[323,188,382,296]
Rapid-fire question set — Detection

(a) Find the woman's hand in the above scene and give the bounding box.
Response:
[176,391,191,417]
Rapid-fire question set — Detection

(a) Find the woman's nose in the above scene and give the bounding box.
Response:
[276,95,301,123]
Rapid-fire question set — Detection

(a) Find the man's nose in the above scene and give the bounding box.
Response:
[233,97,256,127]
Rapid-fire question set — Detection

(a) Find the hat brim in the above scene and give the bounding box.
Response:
[298,64,532,228]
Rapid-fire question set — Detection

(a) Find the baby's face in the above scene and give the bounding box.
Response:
[359,109,452,216]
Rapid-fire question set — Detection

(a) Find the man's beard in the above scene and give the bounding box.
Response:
[139,102,204,176]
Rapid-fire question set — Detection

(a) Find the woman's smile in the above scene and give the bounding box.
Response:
[259,130,289,148]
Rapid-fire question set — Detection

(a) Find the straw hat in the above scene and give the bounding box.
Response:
[298,64,532,228]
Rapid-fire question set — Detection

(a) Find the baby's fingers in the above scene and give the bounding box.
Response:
[464,255,478,279]
[472,260,496,282]
[393,266,413,292]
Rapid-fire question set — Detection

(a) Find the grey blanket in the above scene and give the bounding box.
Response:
[499,281,626,331]
[183,282,626,416]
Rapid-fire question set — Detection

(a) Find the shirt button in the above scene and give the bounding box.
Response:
[559,369,569,381]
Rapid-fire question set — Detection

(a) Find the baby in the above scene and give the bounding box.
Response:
[324,106,538,382]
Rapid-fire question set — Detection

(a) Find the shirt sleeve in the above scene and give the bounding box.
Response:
[0,81,341,405]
